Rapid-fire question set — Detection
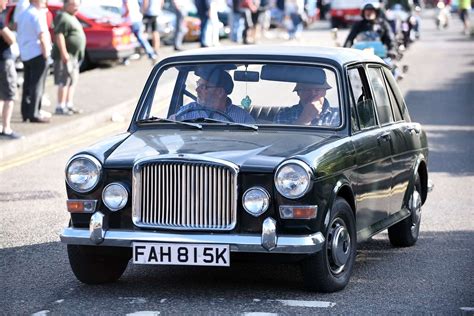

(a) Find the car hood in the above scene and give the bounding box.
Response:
[105,129,339,172]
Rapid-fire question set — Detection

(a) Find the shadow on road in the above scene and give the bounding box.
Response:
[2,230,473,314]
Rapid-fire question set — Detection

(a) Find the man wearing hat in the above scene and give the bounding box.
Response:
[273,69,339,126]
[174,67,255,124]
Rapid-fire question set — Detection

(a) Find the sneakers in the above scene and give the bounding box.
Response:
[55,107,74,116]
[67,106,84,114]
[0,131,23,140]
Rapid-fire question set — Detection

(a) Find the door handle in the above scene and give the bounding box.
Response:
[377,132,392,143]
[404,126,420,135]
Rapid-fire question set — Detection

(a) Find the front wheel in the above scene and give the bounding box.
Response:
[388,174,422,247]
[301,198,357,292]
[67,245,131,284]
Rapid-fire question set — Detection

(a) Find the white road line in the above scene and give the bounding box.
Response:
[242,313,279,316]
[460,307,474,312]
[31,311,50,316]
[126,312,161,316]
[274,299,336,308]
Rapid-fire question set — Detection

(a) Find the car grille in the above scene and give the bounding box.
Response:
[133,159,238,231]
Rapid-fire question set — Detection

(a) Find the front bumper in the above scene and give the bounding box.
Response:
[60,212,325,255]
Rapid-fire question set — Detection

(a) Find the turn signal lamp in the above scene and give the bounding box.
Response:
[67,200,97,213]
[279,205,318,219]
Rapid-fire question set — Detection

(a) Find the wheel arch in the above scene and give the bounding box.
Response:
[410,154,428,205]
[327,178,356,223]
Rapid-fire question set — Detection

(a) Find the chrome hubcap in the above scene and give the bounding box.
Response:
[327,219,351,275]
[409,190,422,235]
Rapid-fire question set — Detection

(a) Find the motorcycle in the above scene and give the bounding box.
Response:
[435,0,450,29]
[351,31,407,81]
[386,4,418,50]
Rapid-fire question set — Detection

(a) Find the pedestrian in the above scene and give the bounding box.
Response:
[141,0,163,55]
[170,0,187,51]
[52,0,85,116]
[195,0,210,47]
[207,0,221,46]
[0,0,22,139]
[123,0,157,61]
[229,0,244,43]
[17,0,52,123]
[458,0,471,35]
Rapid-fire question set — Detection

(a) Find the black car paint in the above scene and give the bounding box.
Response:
[66,50,429,245]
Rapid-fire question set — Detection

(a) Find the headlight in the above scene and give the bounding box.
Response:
[65,154,102,193]
[243,187,270,217]
[102,183,128,211]
[274,160,312,199]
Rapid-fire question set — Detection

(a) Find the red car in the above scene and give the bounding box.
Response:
[5,2,137,68]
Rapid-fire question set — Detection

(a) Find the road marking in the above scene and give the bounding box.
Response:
[126,312,160,316]
[243,313,278,316]
[0,122,127,172]
[460,307,474,312]
[273,299,336,308]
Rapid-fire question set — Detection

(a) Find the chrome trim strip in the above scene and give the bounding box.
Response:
[132,154,239,231]
[89,212,105,244]
[60,228,325,254]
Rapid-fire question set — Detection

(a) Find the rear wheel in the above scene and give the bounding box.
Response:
[388,174,422,247]
[301,198,356,292]
[67,245,130,284]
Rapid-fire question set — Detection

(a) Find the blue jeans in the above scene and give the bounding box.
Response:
[230,12,244,43]
[131,22,156,58]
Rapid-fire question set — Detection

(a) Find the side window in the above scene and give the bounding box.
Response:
[348,67,377,130]
[382,67,410,121]
[367,67,394,125]
[385,74,403,121]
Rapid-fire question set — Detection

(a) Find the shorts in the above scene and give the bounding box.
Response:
[54,58,80,86]
[0,59,17,101]
[460,9,470,23]
[143,15,158,32]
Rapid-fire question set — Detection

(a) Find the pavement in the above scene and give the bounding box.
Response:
[0,20,341,161]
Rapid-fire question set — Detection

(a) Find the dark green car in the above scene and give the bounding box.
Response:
[61,46,432,292]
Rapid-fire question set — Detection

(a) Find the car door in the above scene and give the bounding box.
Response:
[347,66,392,237]
[382,67,420,213]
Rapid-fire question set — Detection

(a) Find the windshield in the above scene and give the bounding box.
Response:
[140,62,342,128]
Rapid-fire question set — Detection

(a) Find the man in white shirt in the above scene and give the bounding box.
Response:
[16,0,51,123]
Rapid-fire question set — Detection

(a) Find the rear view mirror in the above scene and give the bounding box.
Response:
[234,70,260,82]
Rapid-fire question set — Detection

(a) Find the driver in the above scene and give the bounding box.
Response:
[173,67,256,124]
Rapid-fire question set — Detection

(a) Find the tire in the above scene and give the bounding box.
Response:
[388,174,422,247]
[301,198,357,292]
[67,245,131,284]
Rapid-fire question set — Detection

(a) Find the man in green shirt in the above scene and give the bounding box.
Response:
[52,0,85,115]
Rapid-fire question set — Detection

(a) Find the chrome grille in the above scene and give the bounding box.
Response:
[133,158,238,231]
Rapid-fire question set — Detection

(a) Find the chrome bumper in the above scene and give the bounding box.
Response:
[60,213,325,254]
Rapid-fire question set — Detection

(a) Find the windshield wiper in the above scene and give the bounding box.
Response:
[137,116,202,129]
[182,117,258,131]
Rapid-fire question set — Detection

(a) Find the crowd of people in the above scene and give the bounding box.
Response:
[0,0,471,140]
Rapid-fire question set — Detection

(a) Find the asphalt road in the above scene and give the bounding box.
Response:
[1,11,473,315]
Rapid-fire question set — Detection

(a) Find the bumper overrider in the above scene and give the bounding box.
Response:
[60,212,325,254]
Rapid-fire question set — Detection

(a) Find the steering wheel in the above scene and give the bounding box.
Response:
[175,107,235,123]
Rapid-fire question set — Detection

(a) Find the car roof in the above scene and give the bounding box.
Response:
[171,45,383,65]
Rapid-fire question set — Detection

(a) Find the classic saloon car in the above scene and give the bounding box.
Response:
[60,46,431,292]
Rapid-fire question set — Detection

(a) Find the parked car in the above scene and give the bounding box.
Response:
[60,46,432,292]
[5,1,137,69]
[329,0,364,28]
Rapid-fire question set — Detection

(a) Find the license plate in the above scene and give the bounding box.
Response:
[133,242,230,267]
